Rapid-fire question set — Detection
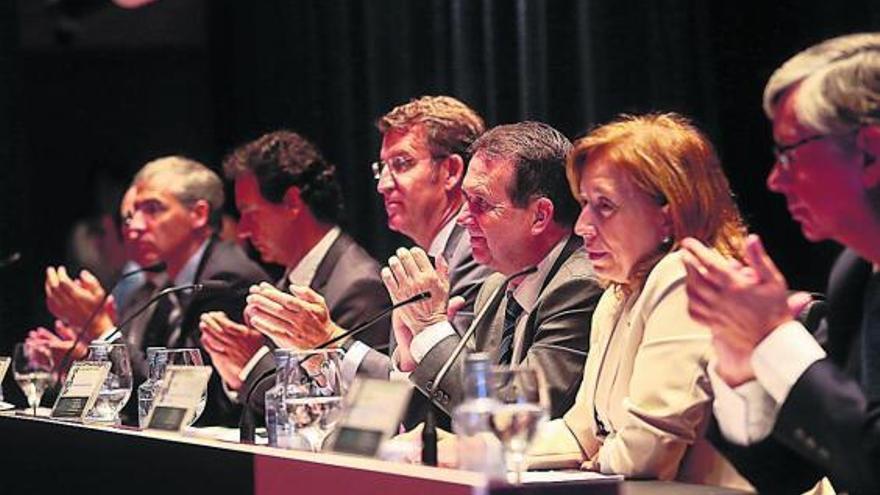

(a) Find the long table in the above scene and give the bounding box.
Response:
[0,414,749,495]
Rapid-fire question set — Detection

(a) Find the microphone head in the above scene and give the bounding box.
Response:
[194,280,234,293]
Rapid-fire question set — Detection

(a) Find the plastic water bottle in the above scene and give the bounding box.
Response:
[265,350,291,447]
[137,347,167,428]
[451,352,506,480]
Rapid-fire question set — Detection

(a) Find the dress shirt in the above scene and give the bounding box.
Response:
[712,320,827,445]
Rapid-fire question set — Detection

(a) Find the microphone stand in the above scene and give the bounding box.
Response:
[98,282,212,343]
[421,265,537,466]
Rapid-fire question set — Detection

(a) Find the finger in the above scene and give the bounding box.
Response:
[411,247,433,273]
[787,291,813,318]
[54,321,77,340]
[682,251,722,294]
[396,247,421,277]
[744,234,785,284]
[447,296,466,320]
[200,313,225,334]
[387,255,409,287]
[681,239,736,289]
[34,327,59,342]
[380,267,400,301]
[254,285,304,312]
[288,284,324,305]
[45,266,61,292]
[246,293,288,314]
[200,331,226,354]
[79,270,105,296]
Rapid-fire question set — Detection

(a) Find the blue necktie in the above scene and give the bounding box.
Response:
[497,293,524,365]
[861,272,880,403]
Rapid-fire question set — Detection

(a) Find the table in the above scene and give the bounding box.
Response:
[0,414,750,495]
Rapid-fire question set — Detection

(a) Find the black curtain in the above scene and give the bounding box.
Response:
[2,0,880,352]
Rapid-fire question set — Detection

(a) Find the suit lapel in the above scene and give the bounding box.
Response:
[310,233,350,293]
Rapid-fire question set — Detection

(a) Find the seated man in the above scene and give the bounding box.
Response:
[682,33,880,494]
[384,121,602,418]
[244,96,494,386]
[201,130,390,415]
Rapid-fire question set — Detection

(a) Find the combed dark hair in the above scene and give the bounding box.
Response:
[468,121,578,226]
[223,130,342,224]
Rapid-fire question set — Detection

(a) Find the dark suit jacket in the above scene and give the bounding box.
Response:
[354,224,495,379]
[122,237,269,427]
[240,232,391,416]
[711,249,880,494]
[410,235,602,419]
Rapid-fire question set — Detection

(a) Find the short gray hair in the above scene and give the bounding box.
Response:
[763,33,880,134]
[133,156,225,229]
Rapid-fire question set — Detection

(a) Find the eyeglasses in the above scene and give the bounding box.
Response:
[370,156,419,181]
[462,191,507,216]
[772,134,832,172]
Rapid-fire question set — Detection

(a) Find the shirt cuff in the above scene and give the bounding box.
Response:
[709,361,778,445]
[221,381,239,403]
[341,341,370,385]
[410,320,456,363]
[239,346,270,382]
[751,320,826,404]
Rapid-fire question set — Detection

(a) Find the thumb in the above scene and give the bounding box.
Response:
[447,296,466,320]
[787,291,813,319]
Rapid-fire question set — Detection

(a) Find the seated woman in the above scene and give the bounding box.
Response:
[527,113,749,488]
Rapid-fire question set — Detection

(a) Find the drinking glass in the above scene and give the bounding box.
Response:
[155,348,207,426]
[283,349,346,452]
[84,343,133,424]
[489,366,549,484]
[13,342,56,415]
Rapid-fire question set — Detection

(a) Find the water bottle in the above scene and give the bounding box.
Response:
[137,347,167,428]
[451,352,506,479]
[265,350,291,447]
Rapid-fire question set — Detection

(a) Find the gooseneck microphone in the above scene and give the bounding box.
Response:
[98,280,231,344]
[421,265,537,466]
[239,290,432,443]
[54,261,167,375]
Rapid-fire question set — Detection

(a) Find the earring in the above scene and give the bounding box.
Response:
[660,235,673,251]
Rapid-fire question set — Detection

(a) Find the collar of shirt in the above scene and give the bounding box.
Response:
[510,236,568,314]
[427,206,463,258]
[288,226,342,287]
[172,238,210,287]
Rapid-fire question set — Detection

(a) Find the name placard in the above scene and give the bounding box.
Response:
[328,378,413,457]
[145,365,212,432]
[51,361,111,420]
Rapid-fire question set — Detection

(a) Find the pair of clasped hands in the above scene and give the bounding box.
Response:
[199,247,462,389]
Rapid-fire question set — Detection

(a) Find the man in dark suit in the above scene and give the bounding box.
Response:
[123,156,269,426]
[201,130,390,417]
[384,121,602,418]
[245,97,494,383]
[681,33,880,494]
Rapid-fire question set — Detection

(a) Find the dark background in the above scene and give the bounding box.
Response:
[1,0,878,375]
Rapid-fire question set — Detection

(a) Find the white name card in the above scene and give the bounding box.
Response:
[145,365,212,432]
[0,357,10,384]
[51,361,111,420]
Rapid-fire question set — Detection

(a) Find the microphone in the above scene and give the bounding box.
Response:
[238,290,431,443]
[54,261,166,375]
[97,281,216,344]
[421,264,537,466]
[0,251,21,269]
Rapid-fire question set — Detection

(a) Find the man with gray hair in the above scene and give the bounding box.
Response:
[682,33,880,493]
[122,156,268,425]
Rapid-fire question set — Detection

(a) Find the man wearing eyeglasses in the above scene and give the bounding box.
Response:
[382,121,601,419]
[244,96,494,386]
[682,33,880,494]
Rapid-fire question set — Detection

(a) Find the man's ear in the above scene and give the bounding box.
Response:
[440,154,465,192]
[857,125,880,189]
[282,186,303,215]
[531,197,555,235]
[189,199,211,229]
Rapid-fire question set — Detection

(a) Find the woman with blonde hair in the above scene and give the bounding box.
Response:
[527,112,749,488]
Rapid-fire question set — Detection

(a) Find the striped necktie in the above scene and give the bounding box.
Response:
[497,293,524,365]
